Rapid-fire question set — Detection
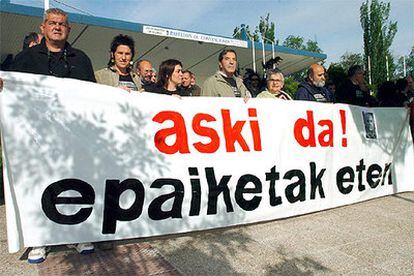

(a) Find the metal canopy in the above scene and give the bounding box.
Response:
[0,2,326,83]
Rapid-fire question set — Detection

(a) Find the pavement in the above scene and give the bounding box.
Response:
[0,192,413,275]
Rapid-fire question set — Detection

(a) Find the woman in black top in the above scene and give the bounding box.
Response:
[149,59,184,96]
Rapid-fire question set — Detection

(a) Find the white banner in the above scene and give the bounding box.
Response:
[1,71,413,253]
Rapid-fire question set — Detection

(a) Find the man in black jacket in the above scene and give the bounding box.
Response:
[294,64,334,103]
[7,7,96,264]
[336,65,376,106]
[10,8,95,82]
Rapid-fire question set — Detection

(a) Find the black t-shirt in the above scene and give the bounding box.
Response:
[118,74,137,91]
[222,76,241,97]
[48,51,69,77]
[337,79,369,106]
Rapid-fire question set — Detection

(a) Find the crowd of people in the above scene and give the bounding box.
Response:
[0,7,413,264]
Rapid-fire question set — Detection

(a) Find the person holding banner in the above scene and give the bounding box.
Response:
[10,9,95,82]
[336,65,376,107]
[294,64,333,103]
[95,34,141,92]
[7,7,96,264]
[257,69,292,100]
[201,49,250,98]
[148,59,184,96]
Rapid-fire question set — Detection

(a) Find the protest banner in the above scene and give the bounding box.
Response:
[1,71,413,253]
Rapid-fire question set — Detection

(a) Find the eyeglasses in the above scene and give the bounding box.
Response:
[47,21,68,28]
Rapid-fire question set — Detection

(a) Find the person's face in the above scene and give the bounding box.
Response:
[169,64,183,86]
[328,84,336,93]
[355,70,366,84]
[40,13,70,44]
[138,61,153,82]
[310,66,325,87]
[365,115,375,132]
[182,72,191,87]
[113,45,132,71]
[267,73,284,94]
[219,52,237,76]
[250,76,260,88]
[190,74,196,85]
[151,71,156,83]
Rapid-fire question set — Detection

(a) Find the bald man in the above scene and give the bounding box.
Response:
[294,64,334,102]
[136,59,154,89]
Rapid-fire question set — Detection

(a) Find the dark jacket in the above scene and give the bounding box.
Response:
[336,79,374,106]
[147,84,183,96]
[10,38,96,82]
[294,81,334,103]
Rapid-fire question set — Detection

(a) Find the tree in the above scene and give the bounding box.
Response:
[337,52,364,71]
[395,46,414,77]
[282,35,323,81]
[305,40,322,53]
[327,64,347,88]
[233,13,275,43]
[233,25,259,42]
[282,35,305,50]
[360,0,397,87]
[283,76,299,97]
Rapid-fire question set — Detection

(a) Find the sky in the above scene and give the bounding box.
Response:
[10,0,414,65]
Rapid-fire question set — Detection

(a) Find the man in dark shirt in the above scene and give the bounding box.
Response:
[6,7,96,264]
[294,64,334,103]
[11,9,95,82]
[336,65,375,106]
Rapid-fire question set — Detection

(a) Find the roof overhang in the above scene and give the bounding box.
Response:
[0,2,326,82]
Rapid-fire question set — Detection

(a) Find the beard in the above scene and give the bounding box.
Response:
[313,80,325,88]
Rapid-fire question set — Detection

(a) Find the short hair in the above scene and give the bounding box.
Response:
[218,49,237,62]
[43,8,68,23]
[136,59,151,69]
[267,69,284,82]
[108,34,135,67]
[396,78,408,92]
[22,32,39,50]
[348,65,363,77]
[157,59,182,88]
[182,70,192,76]
[249,72,260,80]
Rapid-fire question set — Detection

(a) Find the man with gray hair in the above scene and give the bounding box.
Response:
[257,69,292,100]
[9,7,95,264]
[294,63,333,102]
[10,8,95,82]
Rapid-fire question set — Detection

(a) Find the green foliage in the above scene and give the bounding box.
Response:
[395,46,414,77]
[283,76,299,97]
[360,0,397,87]
[337,52,364,71]
[233,13,275,43]
[233,25,259,41]
[258,13,275,43]
[282,35,305,50]
[305,40,322,53]
[282,36,323,81]
[327,64,347,87]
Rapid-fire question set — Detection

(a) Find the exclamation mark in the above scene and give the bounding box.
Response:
[340,109,347,147]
